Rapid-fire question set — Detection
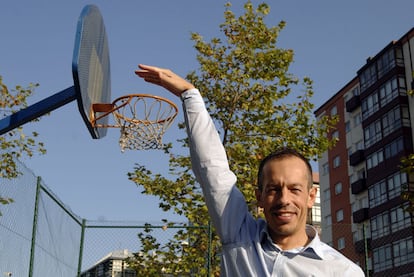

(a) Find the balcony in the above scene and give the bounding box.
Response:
[346,95,361,112]
[354,238,371,253]
[349,150,365,166]
[353,208,369,223]
[351,178,367,194]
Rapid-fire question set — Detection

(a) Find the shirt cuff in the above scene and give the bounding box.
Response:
[181,88,201,100]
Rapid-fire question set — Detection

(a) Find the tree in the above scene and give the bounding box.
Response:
[0,76,46,215]
[399,156,414,213]
[399,81,414,213]
[127,1,337,275]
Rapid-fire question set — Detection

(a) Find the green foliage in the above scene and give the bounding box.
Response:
[127,1,337,275]
[0,75,46,215]
[400,81,414,213]
[399,155,414,213]
[126,224,213,276]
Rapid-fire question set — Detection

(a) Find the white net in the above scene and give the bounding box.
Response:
[112,94,178,151]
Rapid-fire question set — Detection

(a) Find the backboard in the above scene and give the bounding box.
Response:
[0,5,111,137]
[72,5,111,139]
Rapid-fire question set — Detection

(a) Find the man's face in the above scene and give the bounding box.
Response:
[255,156,316,244]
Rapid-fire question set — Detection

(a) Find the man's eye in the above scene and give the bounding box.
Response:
[266,187,278,193]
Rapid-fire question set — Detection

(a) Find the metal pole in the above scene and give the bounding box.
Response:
[207,220,212,276]
[28,177,41,277]
[0,86,76,135]
[363,223,369,277]
[77,219,86,277]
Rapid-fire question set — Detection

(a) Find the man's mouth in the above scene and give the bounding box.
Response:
[278,213,294,217]
[271,210,297,221]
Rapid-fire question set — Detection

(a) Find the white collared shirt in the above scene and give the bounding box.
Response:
[182,89,365,276]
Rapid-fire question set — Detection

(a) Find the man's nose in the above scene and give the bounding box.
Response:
[277,188,290,204]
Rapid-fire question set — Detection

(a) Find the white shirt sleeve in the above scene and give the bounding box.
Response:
[181,89,251,243]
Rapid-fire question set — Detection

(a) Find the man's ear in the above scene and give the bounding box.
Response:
[307,186,317,208]
[255,189,263,208]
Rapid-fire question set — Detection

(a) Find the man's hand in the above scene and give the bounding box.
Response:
[135,64,195,97]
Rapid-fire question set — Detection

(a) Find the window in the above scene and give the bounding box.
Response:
[396,47,404,66]
[379,76,399,107]
[334,182,342,195]
[366,149,384,170]
[343,94,349,102]
[353,230,359,243]
[360,64,377,91]
[388,172,407,199]
[390,205,411,233]
[356,169,366,179]
[360,196,368,209]
[377,53,391,78]
[332,130,339,140]
[393,238,414,267]
[369,180,387,207]
[353,113,362,126]
[336,209,344,222]
[351,201,358,213]
[112,260,122,270]
[333,156,341,168]
[384,137,404,159]
[324,215,332,227]
[330,106,337,116]
[371,211,390,239]
[345,121,351,133]
[398,76,407,93]
[322,163,329,175]
[402,106,411,127]
[347,147,353,158]
[312,205,321,223]
[361,92,379,119]
[356,140,364,151]
[338,237,345,250]
[368,171,407,208]
[364,119,382,147]
[352,86,360,96]
[323,188,330,202]
[373,244,393,272]
[382,106,401,137]
[377,49,396,79]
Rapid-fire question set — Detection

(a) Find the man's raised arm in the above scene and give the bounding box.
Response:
[135,65,249,242]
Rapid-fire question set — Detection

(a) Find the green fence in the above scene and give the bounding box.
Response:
[0,160,211,276]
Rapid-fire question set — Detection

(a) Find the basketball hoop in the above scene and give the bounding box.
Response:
[90,94,178,151]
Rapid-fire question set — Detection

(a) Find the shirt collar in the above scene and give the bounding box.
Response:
[260,224,325,259]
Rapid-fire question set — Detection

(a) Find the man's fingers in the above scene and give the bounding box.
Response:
[134,64,194,96]
[138,64,157,71]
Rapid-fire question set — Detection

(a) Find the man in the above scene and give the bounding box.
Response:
[135,64,365,276]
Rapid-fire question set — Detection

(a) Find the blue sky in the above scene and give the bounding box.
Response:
[1,0,413,223]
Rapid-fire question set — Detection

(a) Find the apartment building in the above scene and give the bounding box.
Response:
[81,249,136,277]
[315,28,414,276]
[307,172,322,233]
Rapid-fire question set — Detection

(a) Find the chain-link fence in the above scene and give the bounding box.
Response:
[1,160,38,276]
[79,221,213,276]
[1,160,414,276]
[0,160,212,277]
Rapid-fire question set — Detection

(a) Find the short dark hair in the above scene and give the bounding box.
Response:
[257,148,313,191]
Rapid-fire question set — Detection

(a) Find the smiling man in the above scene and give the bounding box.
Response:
[256,149,317,251]
[135,64,365,276]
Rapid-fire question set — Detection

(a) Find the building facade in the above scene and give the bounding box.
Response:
[81,249,136,277]
[315,28,414,276]
[307,172,322,233]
